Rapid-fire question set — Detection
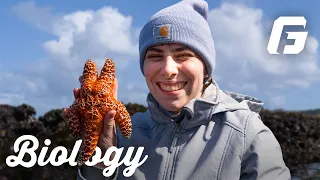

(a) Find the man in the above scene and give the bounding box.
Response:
[64,0,291,179]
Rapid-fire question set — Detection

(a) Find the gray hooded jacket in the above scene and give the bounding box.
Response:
[77,82,291,180]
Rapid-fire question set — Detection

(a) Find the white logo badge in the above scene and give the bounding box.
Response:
[267,16,308,55]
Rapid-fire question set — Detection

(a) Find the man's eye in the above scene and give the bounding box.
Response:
[147,55,162,59]
[176,53,194,58]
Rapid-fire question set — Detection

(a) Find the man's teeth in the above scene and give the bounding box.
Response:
[159,82,186,92]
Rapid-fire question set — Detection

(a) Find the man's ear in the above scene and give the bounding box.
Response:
[203,76,211,85]
[202,75,212,93]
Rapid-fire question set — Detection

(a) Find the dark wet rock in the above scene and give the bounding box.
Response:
[260,108,320,177]
[38,108,65,130]
[124,103,147,116]
[0,104,77,180]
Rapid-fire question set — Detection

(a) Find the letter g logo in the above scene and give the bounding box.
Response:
[267,16,308,55]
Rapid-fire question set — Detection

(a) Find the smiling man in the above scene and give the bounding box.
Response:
[143,43,209,114]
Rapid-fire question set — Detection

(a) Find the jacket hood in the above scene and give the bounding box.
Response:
[221,90,264,114]
[146,79,264,129]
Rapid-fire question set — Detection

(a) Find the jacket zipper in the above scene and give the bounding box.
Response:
[164,118,189,180]
[169,124,180,153]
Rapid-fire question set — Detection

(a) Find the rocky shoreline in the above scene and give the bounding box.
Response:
[0,103,319,179]
[259,109,320,178]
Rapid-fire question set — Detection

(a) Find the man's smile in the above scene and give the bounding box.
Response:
[157,82,187,92]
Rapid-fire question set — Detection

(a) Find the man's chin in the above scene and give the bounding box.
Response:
[160,101,184,113]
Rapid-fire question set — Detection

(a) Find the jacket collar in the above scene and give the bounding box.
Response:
[146,80,264,129]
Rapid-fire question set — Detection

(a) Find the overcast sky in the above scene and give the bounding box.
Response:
[1,0,319,116]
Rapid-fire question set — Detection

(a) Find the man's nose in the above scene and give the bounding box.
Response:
[160,56,178,78]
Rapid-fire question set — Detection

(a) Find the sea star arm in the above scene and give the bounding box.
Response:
[94,58,115,98]
[98,97,132,138]
[77,107,103,166]
[66,99,85,139]
[96,59,132,138]
[81,59,98,97]
[114,100,132,139]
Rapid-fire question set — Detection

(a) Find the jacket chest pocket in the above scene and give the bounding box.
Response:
[168,124,236,180]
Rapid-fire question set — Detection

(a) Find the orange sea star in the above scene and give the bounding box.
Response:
[66,58,132,166]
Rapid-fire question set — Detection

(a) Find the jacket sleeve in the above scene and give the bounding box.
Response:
[77,165,118,180]
[240,112,291,180]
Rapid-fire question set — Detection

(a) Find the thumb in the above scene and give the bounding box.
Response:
[102,110,117,138]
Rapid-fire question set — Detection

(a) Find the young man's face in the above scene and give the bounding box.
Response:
[143,43,207,114]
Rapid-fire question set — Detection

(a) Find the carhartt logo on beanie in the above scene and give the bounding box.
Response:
[139,0,216,76]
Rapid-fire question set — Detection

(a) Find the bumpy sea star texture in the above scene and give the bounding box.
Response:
[66,58,132,166]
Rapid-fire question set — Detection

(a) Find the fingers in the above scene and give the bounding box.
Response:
[74,75,83,99]
[73,88,80,99]
[79,75,83,85]
[61,108,69,120]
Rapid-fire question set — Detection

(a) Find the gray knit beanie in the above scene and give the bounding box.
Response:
[139,0,216,76]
